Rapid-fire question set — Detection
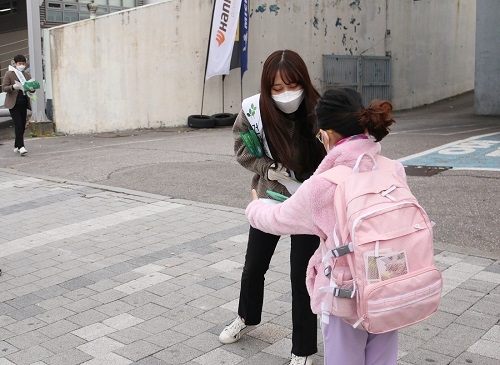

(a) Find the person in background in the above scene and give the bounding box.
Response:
[219,50,326,365]
[2,54,34,156]
[245,88,401,365]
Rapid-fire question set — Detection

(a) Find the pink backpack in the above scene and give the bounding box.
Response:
[319,153,442,334]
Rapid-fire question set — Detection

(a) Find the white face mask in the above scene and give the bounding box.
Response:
[16,65,26,72]
[272,89,304,114]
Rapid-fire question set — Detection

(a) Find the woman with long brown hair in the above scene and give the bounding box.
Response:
[219,50,325,365]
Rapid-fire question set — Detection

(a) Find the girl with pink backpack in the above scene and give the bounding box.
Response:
[246,88,403,364]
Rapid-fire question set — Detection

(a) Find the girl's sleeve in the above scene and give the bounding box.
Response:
[245,178,319,237]
[233,110,274,178]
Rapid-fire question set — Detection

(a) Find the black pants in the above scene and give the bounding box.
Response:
[238,226,319,356]
[10,103,27,149]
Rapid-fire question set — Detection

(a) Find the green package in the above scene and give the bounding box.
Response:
[239,127,263,157]
[23,79,40,92]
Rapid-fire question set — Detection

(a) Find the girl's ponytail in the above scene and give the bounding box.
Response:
[359,100,395,142]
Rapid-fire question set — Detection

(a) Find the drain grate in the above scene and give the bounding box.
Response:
[93,134,132,138]
[404,165,452,176]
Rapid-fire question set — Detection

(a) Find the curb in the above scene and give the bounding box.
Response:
[1,167,498,260]
[0,167,246,215]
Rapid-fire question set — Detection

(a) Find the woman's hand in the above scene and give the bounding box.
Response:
[251,189,258,201]
[267,162,290,181]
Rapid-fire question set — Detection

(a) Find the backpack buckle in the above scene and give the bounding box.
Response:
[332,243,353,257]
[333,287,355,298]
[324,265,332,278]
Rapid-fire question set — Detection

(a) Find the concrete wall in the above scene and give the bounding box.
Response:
[474,0,500,115]
[50,1,215,133]
[388,0,475,109]
[49,0,476,134]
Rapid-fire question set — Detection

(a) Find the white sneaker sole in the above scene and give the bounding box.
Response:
[218,325,254,344]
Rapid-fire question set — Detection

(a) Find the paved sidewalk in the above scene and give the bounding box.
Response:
[0,168,499,365]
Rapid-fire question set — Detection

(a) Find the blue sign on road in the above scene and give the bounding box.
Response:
[399,132,500,171]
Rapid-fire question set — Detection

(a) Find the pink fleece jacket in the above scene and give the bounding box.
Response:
[245,138,406,315]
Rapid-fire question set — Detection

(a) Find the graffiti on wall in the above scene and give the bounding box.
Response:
[255,4,266,13]
[249,1,373,55]
[254,4,279,16]
[349,0,361,11]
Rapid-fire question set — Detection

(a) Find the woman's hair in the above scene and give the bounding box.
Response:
[259,50,324,175]
[14,54,26,63]
[316,88,395,142]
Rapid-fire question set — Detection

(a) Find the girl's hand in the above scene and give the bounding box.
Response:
[251,189,258,201]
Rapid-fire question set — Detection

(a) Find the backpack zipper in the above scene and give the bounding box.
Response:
[351,201,421,243]
[367,280,442,313]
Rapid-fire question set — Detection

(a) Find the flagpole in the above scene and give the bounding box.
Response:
[200,79,206,116]
[240,0,248,103]
[222,75,225,113]
[201,0,218,115]
[27,0,46,122]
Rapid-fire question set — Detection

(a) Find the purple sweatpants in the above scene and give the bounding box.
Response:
[322,316,398,365]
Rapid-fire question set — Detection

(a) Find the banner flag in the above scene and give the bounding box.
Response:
[228,0,248,79]
[205,0,243,81]
[229,19,241,72]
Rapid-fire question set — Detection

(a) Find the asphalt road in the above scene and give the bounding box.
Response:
[1,91,499,255]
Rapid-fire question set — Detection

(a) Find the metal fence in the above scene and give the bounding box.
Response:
[322,54,392,106]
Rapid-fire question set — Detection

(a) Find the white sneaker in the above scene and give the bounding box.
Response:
[13,148,18,153]
[290,354,313,365]
[219,316,254,344]
[19,147,27,156]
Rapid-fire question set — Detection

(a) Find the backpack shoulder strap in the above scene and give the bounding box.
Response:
[318,165,352,249]
[321,155,396,183]
[375,155,397,172]
[319,165,352,186]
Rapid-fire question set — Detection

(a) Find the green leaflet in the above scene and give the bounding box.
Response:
[266,190,288,202]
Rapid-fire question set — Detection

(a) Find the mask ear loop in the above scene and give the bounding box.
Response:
[322,131,331,152]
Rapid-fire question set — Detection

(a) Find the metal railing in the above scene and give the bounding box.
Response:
[1,38,29,109]
[0,38,30,76]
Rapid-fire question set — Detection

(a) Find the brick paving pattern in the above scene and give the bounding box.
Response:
[0,169,499,364]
